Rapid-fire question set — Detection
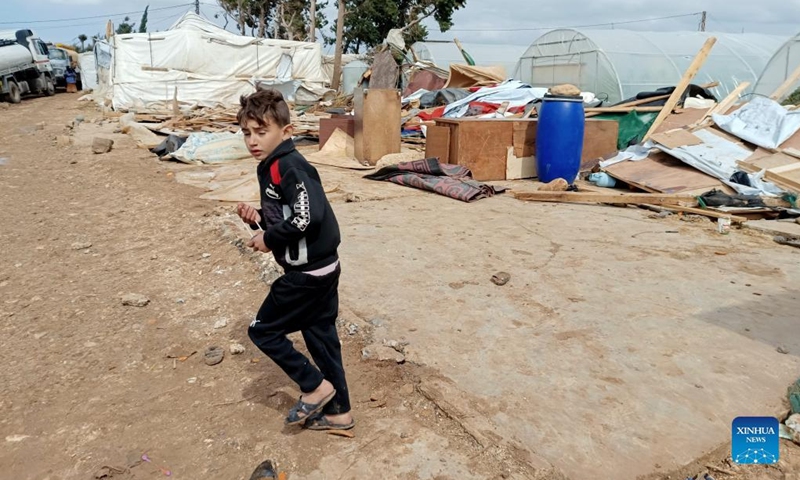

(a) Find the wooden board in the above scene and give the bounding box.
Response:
[425,125,451,164]
[603,152,729,194]
[650,129,703,149]
[512,122,536,158]
[354,88,401,165]
[319,116,354,148]
[643,37,717,141]
[369,50,399,89]
[653,108,712,135]
[506,146,536,180]
[513,190,699,206]
[581,120,620,171]
[738,152,799,173]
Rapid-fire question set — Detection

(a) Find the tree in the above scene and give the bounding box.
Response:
[116,16,136,35]
[330,0,466,53]
[216,0,328,40]
[78,34,88,52]
[139,6,149,33]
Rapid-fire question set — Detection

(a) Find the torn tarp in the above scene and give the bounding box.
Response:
[170,132,251,164]
[443,80,548,118]
[364,158,504,202]
[712,96,800,150]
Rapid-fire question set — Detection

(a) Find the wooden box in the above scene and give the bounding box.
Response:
[431,118,619,181]
[354,88,401,165]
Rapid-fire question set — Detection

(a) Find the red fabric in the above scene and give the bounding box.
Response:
[269,159,281,184]
[417,106,446,121]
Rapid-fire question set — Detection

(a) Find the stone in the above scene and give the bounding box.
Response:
[74,115,85,124]
[121,293,150,307]
[364,345,405,364]
[57,136,73,148]
[176,298,186,304]
[92,137,114,154]
[538,178,570,192]
[548,84,581,96]
[213,319,228,329]
[201,253,211,259]
[347,323,359,336]
[229,343,246,355]
[399,384,415,396]
[778,345,790,354]
[491,272,511,286]
[369,318,384,327]
[204,346,224,366]
[71,241,92,251]
[187,377,198,384]
[35,122,45,130]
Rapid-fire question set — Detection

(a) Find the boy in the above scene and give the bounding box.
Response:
[236,88,353,431]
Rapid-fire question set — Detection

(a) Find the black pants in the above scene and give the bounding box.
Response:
[248,266,350,415]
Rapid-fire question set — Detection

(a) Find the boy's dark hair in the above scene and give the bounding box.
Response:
[237,88,291,128]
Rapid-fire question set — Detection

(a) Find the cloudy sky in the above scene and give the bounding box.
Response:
[2,0,799,51]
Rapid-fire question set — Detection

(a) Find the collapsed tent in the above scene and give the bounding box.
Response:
[514,29,786,105]
[100,12,330,111]
[753,32,800,101]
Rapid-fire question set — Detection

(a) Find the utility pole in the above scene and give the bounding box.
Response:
[331,0,345,91]
[700,11,706,32]
[195,0,200,14]
[309,0,316,42]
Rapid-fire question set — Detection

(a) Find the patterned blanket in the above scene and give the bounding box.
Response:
[364,158,505,202]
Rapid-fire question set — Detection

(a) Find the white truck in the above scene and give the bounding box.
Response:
[1,29,55,103]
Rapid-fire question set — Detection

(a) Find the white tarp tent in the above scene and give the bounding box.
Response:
[105,12,330,110]
[78,51,97,91]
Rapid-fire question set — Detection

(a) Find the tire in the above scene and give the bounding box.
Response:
[7,81,21,104]
[44,77,55,96]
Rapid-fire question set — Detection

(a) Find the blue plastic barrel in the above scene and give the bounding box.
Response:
[535,95,585,184]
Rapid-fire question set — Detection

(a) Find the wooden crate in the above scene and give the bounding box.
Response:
[432,118,619,181]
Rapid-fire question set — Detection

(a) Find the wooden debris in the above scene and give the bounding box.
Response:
[770,63,800,101]
[326,430,355,438]
[643,37,717,141]
[513,191,699,207]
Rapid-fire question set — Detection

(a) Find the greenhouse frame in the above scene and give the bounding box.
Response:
[513,29,787,105]
[753,31,800,101]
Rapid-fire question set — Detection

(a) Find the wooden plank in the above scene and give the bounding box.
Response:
[585,94,670,118]
[650,129,703,149]
[767,162,800,175]
[737,152,799,173]
[319,116,355,148]
[369,50,399,89]
[656,205,748,223]
[512,191,699,206]
[770,63,800,101]
[603,151,728,194]
[506,146,536,180]
[653,108,711,135]
[643,37,717,141]
[584,106,663,113]
[354,88,401,165]
[424,125,450,163]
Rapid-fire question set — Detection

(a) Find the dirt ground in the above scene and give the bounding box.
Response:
[0,94,798,480]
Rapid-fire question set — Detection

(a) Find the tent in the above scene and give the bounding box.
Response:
[103,12,330,110]
[78,51,97,91]
[753,32,800,101]
[410,41,527,77]
[513,29,786,105]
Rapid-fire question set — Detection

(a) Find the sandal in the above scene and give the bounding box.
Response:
[303,411,355,431]
[285,390,336,425]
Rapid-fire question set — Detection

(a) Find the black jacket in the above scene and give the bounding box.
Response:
[254,139,340,272]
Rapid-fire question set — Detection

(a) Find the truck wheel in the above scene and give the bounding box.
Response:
[44,77,55,96]
[7,82,22,104]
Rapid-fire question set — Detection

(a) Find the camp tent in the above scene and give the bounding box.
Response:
[103,12,330,110]
[513,29,786,105]
[753,32,800,101]
[410,41,527,78]
[78,51,98,91]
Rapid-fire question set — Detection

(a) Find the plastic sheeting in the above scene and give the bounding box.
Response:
[410,41,527,76]
[78,51,97,90]
[514,29,786,105]
[171,132,252,164]
[107,12,329,110]
[713,96,800,149]
[753,33,800,101]
[442,80,548,118]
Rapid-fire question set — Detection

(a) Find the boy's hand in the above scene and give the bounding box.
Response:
[237,203,262,226]
[247,233,270,253]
